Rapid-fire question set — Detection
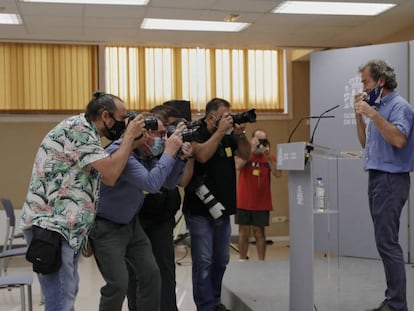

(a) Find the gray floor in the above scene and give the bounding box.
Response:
[222,256,414,311]
[2,243,414,311]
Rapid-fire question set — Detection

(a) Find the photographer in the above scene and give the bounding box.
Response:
[20,92,146,311]
[128,104,194,311]
[183,98,251,311]
[90,116,188,311]
[235,129,281,261]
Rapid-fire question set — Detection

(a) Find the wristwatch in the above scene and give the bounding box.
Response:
[237,130,246,138]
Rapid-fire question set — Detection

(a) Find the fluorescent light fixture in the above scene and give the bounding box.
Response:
[21,0,149,5]
[0,13,22,24]
[141,18,250,32]
[272,1,396,16]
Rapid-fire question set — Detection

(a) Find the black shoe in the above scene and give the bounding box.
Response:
[365,302,392,311]
[214,303,230,311]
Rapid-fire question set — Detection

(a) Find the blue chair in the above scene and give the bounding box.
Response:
[0,198,28,273]
[0,273,33,311]
[0,198,33,311]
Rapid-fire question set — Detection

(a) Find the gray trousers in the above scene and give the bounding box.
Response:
[368,170,409,311]
[90,216,161,311]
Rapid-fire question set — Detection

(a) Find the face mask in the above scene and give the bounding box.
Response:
[365,84,383,107]
[147,137,165,157]
[103,119,126,141]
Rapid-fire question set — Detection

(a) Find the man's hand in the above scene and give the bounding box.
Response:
[354,100,377,119]
[164,130,183,157]
[233,123,246,136]
[179,142,193,160]
[217,113,234,134]
[124,113,146,142]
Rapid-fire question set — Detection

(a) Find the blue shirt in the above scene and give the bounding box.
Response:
[97,140,186,224]
[364,91,414,173]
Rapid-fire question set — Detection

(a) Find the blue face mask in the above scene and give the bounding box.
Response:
[148,137,165,157]
[366,84,383,107]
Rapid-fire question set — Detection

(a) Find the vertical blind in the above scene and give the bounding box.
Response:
[0,43,98,112]
[0,43,284,113]
[106,46,285,113]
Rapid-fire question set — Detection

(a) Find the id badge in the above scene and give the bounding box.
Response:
[225,147,232,157]
[252,169,260,176]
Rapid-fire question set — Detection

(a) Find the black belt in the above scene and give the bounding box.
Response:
[368,169,408,175]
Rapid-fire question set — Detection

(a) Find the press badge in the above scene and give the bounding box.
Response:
[225,147,232,157]
[252,169,260,176]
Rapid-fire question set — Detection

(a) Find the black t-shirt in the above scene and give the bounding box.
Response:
[183,120,238,217]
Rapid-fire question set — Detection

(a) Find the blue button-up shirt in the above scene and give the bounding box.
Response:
[97,140,186,224]
[364,91,414,173]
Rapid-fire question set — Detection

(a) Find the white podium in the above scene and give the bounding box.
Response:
[277,142,347,311]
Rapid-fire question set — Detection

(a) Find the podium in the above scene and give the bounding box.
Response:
[277,142,347,311]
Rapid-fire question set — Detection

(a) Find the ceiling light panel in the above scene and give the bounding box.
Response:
[21,0,149,5]
[273,1,396,16]
[0,13,22,24]
[141,18,250,32]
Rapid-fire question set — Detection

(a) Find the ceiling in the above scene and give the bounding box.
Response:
[1,0,414,49]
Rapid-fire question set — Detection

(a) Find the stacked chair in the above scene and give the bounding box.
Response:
[0,198,33,311]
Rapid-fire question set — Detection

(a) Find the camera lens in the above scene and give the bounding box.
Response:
[231,109,257,124]
[144,117,158,131]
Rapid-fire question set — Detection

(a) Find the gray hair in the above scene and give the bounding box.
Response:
[359,59,397,90]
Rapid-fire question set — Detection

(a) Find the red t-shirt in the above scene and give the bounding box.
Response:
[237,152,276,211]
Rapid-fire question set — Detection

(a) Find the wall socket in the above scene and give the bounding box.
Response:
[272,216,288,223]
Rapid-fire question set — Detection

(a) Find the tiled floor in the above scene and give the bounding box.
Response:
[0,239,290,311]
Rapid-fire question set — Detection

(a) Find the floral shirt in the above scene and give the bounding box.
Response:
[20,114,108,252]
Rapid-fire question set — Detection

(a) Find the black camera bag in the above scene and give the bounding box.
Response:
[26,225,62,274]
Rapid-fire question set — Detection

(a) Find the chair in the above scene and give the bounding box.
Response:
[0,198,28,273]
[0,273,33,311]
[0,198,33,311]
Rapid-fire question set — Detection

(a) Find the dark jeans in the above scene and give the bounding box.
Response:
[186,214,231,311]
[90,216,161,311]
[133,216,178,311]
[368,170,409,311]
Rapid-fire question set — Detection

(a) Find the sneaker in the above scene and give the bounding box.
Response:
[214,303,230,311]
[365,302,392,311]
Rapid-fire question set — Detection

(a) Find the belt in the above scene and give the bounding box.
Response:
[368,169,408,175]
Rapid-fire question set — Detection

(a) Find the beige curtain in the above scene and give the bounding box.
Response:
[0,43,98,112]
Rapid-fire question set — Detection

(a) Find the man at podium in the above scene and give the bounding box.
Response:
[354,59,414,311]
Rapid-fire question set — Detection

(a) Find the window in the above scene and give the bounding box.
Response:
[0,43,97,112]
[105,46,286,113]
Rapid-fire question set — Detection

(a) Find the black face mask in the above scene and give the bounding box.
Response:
[103,117,126,141]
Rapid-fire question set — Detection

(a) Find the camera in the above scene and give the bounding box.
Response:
[171,118,202,130]
[166,125,198,143]
[127,111,158,131]
[231,109,257,124]
[166,118,201,142]
[195,184,225,219]
[258,138,269,148]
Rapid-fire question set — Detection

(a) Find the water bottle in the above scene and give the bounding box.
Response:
[315,177,325,211]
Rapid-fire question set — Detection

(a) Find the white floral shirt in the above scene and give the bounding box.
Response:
[20,114,108,252]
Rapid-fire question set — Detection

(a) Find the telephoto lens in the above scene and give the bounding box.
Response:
[231,109,257,124]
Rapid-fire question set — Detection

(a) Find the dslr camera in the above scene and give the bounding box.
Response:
[127,111,158,131]
[166,125,198,143]
[231,109,257,124]
[166,118,201,143]
[257,138,270,148]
